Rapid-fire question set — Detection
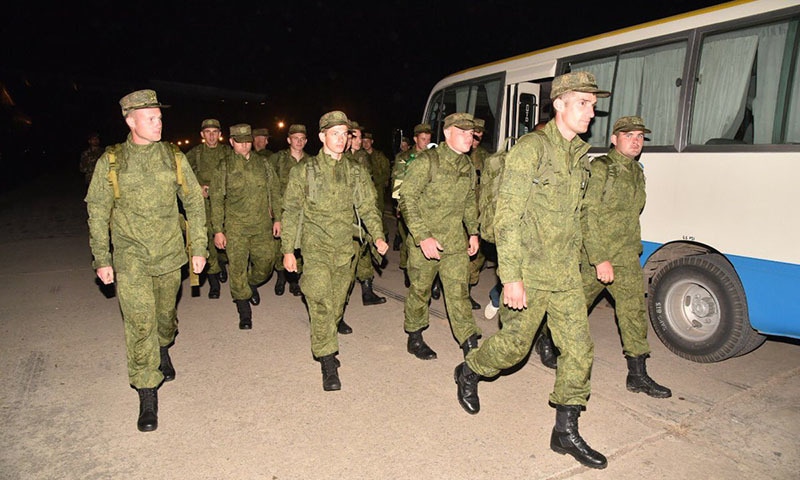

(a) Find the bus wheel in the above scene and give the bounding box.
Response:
[648,253,764,363]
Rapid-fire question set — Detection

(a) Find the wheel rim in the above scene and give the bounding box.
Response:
[663,278,721,342]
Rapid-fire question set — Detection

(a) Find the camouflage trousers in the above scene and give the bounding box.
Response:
[204,198,227,274]
[404,246,481,345]
[302,256,354,357]
[116,267,181,389]
[397,215,409,270]
[582,259,651,357]
[226,230,276,301]
[468,248,485,286]
[466,287,594,406]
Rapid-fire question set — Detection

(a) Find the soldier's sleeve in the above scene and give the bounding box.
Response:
[185,147,198,174]
[267,161,282,223]
[176,152,208,257]
[84,153,115,269]
[209,156,227,234]
[463,164,479,236]
[280,160,305,254]
[581,157,611,266]
[398,153,431,244]
[355,163,385,241]
[494,137,541,284]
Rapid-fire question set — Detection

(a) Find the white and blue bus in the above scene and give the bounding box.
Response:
[421,0,800,362]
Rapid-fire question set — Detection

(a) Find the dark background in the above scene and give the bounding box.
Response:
[1,0,726,191]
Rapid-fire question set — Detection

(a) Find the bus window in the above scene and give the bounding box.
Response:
[690,19,800,146]
[432,75,503,146]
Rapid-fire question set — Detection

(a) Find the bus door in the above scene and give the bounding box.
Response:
[504,82,539,149]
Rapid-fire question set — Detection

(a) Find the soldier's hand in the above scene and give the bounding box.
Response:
[503,281,527,310]
[467,235,480,256]
[96,266,114,285]
[284,253,298,272]
[191,256,207,274]
[595,261,614,284]
[375,238,389,255]
[214,232,227,249]
[420,237,443,260]
[273,221,282,238]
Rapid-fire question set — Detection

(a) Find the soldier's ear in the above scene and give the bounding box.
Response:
[553,98,565,113]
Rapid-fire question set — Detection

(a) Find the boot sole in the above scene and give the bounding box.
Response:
[550,444,608,469]
[627,385,672,398]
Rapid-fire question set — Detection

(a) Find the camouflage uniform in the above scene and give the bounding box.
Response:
[281,148,385,358]
[465,120,594,407]
[468,143,492,287]
[367,146,391,216]
[348,147,377,283]
[399,141,481,345]
[85,135,207,388]
[391,146,424,270]
[272,146,312,276]
[79,144,104,185]
[210,144,281,302]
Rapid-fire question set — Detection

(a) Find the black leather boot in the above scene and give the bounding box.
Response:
[393,233,402,251]
[550,405,607,469]
[337,317,353,335]
[137,388,158,432]
[159,346,175,382]
[534,330,558,369]
[288,272,302,296]
[454,362,480,414]
[274,270,287,296]
[320,354,341,391]
[468,286,481,310]
[235,299,252,330]
[430,277,441,300]
[360,278,386,305]
[626,355,672,398]
[407,330,437,360]
[460,334,478,358]
[218,261,228,283]
[207,273,221,299]
[403,269,410,288]
[249,284,260,306]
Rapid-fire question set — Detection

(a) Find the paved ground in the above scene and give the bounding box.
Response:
[1,169,798,479]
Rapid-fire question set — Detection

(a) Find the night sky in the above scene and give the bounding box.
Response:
[2,0,727,182]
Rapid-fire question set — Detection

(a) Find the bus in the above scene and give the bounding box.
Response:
[421,0,800,362]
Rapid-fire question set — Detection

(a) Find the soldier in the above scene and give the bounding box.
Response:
[281,110,388,391]
[271,124,312,297]
[348,121,386,307]
[467,118,492,310]
[210,124,281,330]
[399,112,482,361]
[534,116,672,399]
[454,72,611,469]
[398,136,411,153]
[185,118,231,299]
[85,89,207,432]
[79,131,103,185]
[362,131,391,223]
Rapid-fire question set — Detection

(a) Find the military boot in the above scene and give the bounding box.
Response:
[249,284,261,306]
[534,330,558,369]
[337,317,353,335]
[407,330,437,360]
[274,270,287,296]
[360,278,386,305]
[468,286,481,310]
[207,273,221,299]
[288,272,302,296]
[626,355,672,398]
[320,354,341,391]
[550,405,607,469]
[430,277,442,300]
[235,300,252,330]
[454,362,480,414]
[159,346,175,382]
[392,233,402,251]
[403,269,411,288]
[136,388,158,432]
[218,261,228,283]
[460,334,479,358]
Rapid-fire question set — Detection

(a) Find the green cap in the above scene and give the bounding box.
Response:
[349,120,364,132]
[288,124,307,135]
[612,116,651,135]
[550,71,611,100]
[201,118,220,130]
[363,132,374,140]
[401,136,410,143]
[230,123,253,142]
[413,123,432,135]
[319,111,351,131]
[443,112,475,130]
[473,118,486,133]
[119,89,170,117]
[252,128,270,137]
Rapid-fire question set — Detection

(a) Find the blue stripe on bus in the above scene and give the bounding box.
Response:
[642,241,800,340]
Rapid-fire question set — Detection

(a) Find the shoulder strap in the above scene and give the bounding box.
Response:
[106,145,122,199]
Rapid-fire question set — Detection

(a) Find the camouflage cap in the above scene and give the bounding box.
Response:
[550,71,611,100]
[363,132,374,140]
[473,118,486,133]
[119,89,170,117]
[288,124,307,135]
[413,123,432,135]
[252,128,270,137]
[201,118,221,130]
[319,110,351,131]
[349,120,364,132]
[401,136,410,143]
[443,112,475,130]
[230,123,253,142]
[612,116,651,135]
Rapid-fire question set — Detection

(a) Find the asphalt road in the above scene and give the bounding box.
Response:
[1,169,798,479]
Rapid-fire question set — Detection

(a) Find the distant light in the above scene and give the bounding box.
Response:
[277,121,285,129]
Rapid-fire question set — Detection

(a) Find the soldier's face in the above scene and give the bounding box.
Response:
[612,130,645,159]
[230,139,252,156]
[362,138,373,150]
[414,132,431,150]
[558,92,597,136]
[126,108,162,145]
[444,126,475,154]
[287,133,307,150]
[350,130,363,150]
[320,125,349,157]
[400,140,410,152]
[253,135,268,150]
[201,128,220,147]
[472,132,483,148]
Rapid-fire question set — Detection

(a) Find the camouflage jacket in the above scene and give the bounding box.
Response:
[581,148,646,267]
[273,148,313,196]
[391,146,425,200]
[281,149,385,267]
[253,148,278,172]
[398,142,479,253]
[494,120,590,291]
[85,135,207,274]
[367,149,391,188]
[79,146,104,183]
[210,151,281,236]
[186,143,231,187]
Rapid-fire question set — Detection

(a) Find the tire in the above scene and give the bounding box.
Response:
[647,253,765,363]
